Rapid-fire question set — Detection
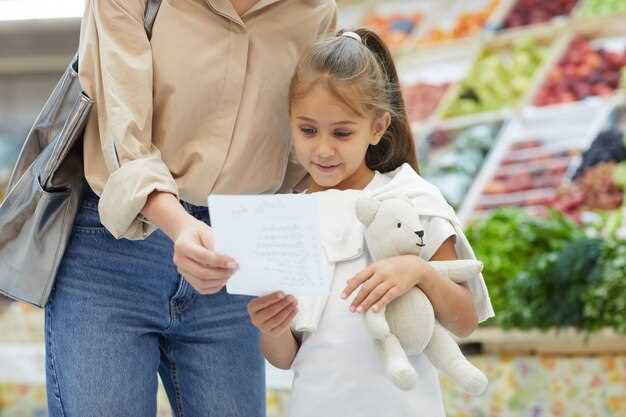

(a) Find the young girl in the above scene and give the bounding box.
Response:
[247,28,494,417]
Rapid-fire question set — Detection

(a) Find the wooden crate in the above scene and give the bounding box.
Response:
[458,327,626,355]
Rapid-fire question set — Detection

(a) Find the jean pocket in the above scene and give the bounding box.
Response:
[72,202,108,234]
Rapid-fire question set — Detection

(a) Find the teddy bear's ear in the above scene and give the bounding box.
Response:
[356,197,381,226]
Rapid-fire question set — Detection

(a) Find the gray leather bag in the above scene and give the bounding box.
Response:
[0,0,162,307]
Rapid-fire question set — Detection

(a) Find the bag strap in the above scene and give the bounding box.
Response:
[144,0,162,40]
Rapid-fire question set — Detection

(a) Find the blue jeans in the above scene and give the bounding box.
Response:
[44,188,265,417]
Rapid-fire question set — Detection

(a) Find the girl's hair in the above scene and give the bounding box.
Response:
[289,28,418,174]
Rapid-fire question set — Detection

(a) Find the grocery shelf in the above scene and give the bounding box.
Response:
[458,98,615,224]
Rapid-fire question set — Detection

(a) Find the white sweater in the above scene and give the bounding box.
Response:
[292,163,494,333]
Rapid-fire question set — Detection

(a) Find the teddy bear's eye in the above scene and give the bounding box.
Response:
[397,222,402,228]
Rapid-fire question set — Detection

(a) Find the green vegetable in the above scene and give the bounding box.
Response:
[498,238,604,331]
[466,208,583,320]
[578,0,626,17]
[613,161,626,190]
[584,238,626,333]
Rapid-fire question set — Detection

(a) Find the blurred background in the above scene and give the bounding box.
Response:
[1,0,626,416]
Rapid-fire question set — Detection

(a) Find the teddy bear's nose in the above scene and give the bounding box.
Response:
[415,230,424,238]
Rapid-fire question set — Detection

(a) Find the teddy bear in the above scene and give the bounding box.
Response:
[355,196,488,395]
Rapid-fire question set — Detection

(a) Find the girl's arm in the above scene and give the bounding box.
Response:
[260,331,300,370]
[342,237,479,338]
[247,292,300,369]
[419,237,478,338]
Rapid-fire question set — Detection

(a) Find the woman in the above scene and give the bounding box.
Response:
[44,1,336,416]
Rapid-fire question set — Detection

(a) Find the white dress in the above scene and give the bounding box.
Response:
[287,171,461,417]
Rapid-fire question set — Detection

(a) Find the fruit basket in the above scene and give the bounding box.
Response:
[414,0,504,45]
[359,0,432,55]
[437,25,561,121]
[527,17,626,108]
[495,0,580,31]
[457,100,613,224]
[418,115,506,210]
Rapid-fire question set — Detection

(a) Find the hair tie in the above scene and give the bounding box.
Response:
[340,31,362,43]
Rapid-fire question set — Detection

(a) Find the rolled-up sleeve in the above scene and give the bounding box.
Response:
[78,0,178,240]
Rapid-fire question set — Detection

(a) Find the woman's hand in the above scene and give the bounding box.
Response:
[172,218,238,295]
[142,191,238,295]
[341,255,432,314]
[247,292,298,338]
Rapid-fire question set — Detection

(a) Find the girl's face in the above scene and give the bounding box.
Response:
[290,83,390,192]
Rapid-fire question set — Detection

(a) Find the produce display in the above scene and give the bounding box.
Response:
[472,135,587,218]
[417,0,500,44]
[577,0,626,17]
[402,82,450,122]
[583,237,626,333]
[500,0,579,29]
[498,236,604,331]
[443,38,548,117]
[468,205,626,333]
[496,234,626,333]
[534,36,626,106]
[549,126,626,219]
[466,208,583,320]
[362,11,423,51]
[421,122,501,208]
[572,128,626,179]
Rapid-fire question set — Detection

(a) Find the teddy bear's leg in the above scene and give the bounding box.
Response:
[366,309,417,391]
[364,307,391,340]
[424,324,488,396]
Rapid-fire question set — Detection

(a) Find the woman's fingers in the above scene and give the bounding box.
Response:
[178,256,232,280]
[184,274,228,294]
[177,240,237,269]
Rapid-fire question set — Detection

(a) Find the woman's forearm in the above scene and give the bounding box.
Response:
[419,264,478,338]
[260,331,299,370]
[142,191,197,241]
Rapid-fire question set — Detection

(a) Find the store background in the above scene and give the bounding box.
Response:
[1,0,626,416]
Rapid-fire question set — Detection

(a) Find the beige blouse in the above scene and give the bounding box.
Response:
[78,0,337,240]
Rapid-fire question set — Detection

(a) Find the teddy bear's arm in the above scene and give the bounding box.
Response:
[429,260,483,284]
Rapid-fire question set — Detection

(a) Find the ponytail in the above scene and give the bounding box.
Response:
[352,29,418,174]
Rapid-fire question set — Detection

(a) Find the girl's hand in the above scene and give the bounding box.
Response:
[172,217,238,295]
[341,255,431,313]
[247,292,298,338]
